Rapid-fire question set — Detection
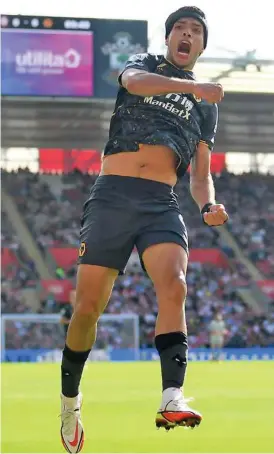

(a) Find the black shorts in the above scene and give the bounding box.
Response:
[78,175,188,274]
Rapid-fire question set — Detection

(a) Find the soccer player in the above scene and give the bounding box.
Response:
[60,6,229,452]
[209,312,226,360]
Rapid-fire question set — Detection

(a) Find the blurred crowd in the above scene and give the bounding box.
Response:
[3,262,274,350]
[214,172,274,278]
[1,168,274,351]
[107,263,274,348]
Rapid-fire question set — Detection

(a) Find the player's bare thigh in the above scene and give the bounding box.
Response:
[142,243,188,334]
[101,144,177,186]
[142,243,187,295]
[75,264,118,316]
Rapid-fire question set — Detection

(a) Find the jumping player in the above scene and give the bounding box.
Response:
[60,6,228,452]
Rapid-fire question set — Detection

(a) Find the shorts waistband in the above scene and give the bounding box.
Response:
[95,175,174,195]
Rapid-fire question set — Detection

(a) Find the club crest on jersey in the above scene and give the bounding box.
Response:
[143,93,194,120]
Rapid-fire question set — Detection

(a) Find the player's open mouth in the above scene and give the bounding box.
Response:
[177,41,191,57]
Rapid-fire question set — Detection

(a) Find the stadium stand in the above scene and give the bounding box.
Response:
[1,169,274,350]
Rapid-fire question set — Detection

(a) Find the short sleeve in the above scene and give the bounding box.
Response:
[200,104,218,151]
[118,53,156,86]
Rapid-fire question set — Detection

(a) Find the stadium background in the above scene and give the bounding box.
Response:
[1,2,274,453]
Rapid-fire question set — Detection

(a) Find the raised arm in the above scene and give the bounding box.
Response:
[119,53,223,102]
[122,67,196,97]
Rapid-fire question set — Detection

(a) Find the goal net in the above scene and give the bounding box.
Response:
[1,313,140,362]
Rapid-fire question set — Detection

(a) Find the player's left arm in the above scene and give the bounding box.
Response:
[190,104,228,226]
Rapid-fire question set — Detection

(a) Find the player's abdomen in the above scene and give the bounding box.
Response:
[101,145,177,186]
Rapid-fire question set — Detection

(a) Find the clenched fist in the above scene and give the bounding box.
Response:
[193,82,224,103]
[202,204,228,226]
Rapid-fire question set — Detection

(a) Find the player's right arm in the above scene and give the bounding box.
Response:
[120,53,223,103]
[122,67,196,97]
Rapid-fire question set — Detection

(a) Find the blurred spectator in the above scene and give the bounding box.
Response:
[56,267,66,280]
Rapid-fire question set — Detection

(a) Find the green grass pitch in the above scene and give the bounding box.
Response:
[1,361,274,453]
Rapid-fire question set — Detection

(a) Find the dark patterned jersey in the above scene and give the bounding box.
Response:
[103,53,218,178]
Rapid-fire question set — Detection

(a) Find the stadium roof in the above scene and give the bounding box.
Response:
[195,58,274,93]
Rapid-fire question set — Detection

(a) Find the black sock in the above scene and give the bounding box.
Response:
[61,344,91,398]
[155,332,188,391]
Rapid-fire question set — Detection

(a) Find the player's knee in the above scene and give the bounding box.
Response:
[169,275,187,306]
[74,298,102,326]
[157,272,187,307]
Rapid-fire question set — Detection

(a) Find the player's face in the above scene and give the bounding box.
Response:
[166,18,204,69]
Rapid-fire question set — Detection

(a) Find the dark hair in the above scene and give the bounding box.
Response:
[165,6,208,48]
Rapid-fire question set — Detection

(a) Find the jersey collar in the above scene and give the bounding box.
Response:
[163,56,196,79]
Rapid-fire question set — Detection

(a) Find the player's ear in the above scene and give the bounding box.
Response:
[165,38,168,46]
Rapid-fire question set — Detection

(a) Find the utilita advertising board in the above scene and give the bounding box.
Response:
[1,15,147,98]
[1,29,93,96]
